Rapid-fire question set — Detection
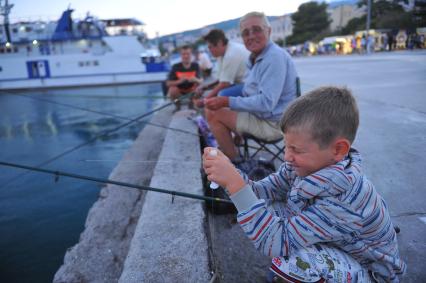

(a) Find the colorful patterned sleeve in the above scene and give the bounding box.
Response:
[233,166,365,258]
[235,190,363,258]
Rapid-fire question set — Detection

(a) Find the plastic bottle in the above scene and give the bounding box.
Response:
[209,149,219,190]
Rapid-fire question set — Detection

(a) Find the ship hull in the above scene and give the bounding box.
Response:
[0,36,169,91]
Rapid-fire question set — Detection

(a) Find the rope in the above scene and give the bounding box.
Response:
[0,161,232,204]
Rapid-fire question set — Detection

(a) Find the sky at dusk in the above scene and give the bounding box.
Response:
[7,0,314,38]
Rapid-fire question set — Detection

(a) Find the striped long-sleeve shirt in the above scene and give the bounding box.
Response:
[230,149,406,282]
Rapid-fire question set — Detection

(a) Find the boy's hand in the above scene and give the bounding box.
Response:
[202,147,245,195]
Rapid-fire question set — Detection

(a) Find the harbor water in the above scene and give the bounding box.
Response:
[0,83,164,282]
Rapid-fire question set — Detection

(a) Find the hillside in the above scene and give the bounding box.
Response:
[154,16,279,43]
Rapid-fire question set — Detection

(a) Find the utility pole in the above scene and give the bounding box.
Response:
[0,0,14,44]
[366,0,372,54]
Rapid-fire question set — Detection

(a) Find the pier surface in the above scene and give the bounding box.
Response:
[55,50,426,282]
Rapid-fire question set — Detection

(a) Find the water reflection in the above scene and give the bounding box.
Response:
[46,112,58,136]
[1,112,59,140]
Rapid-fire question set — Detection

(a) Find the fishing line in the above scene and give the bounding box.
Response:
[0,161,232,204]
[0,92,195,189]
[43,94,166,99]
[0,83,165,98]
[2,91,202,137]
[208,186,220,282]
[81,159,201,164]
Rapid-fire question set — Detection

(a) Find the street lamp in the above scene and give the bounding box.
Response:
[366,0,371,54]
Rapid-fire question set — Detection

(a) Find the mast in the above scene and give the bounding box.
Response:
[0,0,14,44]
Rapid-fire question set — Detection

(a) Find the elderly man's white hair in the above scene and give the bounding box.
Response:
[239,11,271,29]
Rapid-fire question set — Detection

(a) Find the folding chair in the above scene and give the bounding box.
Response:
[240,134,285,162]
[238,77,301,163]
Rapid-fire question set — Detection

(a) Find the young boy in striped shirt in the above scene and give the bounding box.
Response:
[203,86,406,282]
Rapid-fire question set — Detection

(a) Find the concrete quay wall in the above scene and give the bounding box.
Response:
[54,108,212,282]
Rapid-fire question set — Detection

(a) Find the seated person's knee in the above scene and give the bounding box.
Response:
[167,86,181,100]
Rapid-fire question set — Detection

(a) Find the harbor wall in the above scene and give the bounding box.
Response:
[54,108,212,282]
[54,107,173,282]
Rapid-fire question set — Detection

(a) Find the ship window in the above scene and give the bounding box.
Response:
[85,61,90,66]
[14,46,18,53]
[0,48,4,53]
[6,48,12,53]
[0,66,2,72]
[79,62,84,67]
[93,60,99,66]
[12,28,18,33]
[25,26,33,32]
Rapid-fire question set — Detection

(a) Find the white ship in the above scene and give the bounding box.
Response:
[0,1,169,90]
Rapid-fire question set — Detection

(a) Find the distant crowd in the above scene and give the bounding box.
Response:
[286,29,425,57]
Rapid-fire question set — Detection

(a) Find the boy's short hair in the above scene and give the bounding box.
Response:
[280,86,359,148]
[203,29,228,46]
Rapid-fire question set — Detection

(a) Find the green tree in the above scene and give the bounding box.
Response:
[347,0,419,31]
[274,38,285,47]
[340,16,367,35]
[413,0,426,27]
[358,0,407,19]
[286,2,331,45]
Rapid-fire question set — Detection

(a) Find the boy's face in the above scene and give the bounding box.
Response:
[283,129,337,177]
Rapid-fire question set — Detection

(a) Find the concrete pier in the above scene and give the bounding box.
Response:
[54,51,426,283]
